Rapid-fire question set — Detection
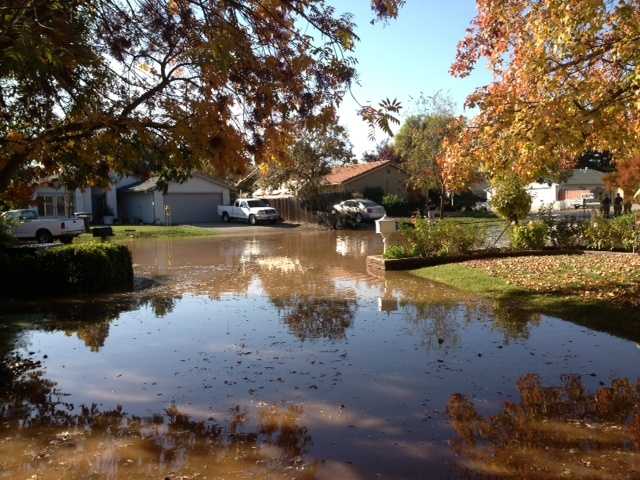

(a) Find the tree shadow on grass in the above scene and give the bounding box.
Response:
[492,290,640,343]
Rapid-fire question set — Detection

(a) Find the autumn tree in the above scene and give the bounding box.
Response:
[393,92,463,217]
[605,157,640,210]
[258,124,353,204]
[362,141,401,163]
[0,0,403,200]
[442,0,640,191]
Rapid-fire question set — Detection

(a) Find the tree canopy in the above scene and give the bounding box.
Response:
[393,93,464,213]
[605,156,640,200]
[442,0,640,190]
[0,0,403,200]
[258,124,353,203]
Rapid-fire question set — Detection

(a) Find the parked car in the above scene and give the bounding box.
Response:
[217,199,280,225]
[472,200,490,212]
[571,195,600,209]
[332,199,386,223]
[1,209,85,244]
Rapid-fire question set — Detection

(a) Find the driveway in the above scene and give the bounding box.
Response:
[196,221,324,236]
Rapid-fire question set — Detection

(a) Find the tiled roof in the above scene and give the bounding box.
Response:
[323,160,396,185]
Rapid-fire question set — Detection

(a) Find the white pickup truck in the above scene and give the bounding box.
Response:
[1,209,86,244]
[217,199,280,225]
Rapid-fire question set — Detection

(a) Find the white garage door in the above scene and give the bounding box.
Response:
[164,193,223,224]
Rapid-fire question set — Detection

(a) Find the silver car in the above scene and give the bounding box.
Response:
[332,199,386,223]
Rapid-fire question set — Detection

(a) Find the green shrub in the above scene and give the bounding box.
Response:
[383,244,414,259]
[382,193,407,216]
[399,218,487,257]
[0,243,133,297]
[490,175,532,223]
[582,214,640,251]
[537,206,585,248]
[0,215,16,248]
[510,221,548,250]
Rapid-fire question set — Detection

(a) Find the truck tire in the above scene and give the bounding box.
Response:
[60,235,74,244]
[222,212,230,223]
[36,229,53,244]
[248,215,257,226]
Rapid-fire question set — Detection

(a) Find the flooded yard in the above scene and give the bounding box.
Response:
[1,231,639,479]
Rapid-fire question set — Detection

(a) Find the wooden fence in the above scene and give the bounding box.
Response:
[264,193,354,223]
[265,197,315,223]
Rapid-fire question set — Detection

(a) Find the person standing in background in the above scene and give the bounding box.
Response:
[601,195,611,218]
[613,193,623,216]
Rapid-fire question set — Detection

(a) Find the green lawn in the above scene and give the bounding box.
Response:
[412,255,640,341]
[77,225,218,242]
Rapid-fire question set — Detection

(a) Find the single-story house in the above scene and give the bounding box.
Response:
[254,160,410,199]
[118,173,230,224]
[321,160,409,197]
[487,168,611,212]
[33,175,136,220]
[32,173,231,224]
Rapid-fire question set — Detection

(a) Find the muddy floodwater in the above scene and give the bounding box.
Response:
[1,231,640,479]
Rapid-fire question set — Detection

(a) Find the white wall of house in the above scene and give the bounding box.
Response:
[165,176,231,202]
[74,189,92,213]
[153,190,164,224]
[527,182,558,211]
[486,182,560,212]
[120,191,156,224]
[152,177,230,224]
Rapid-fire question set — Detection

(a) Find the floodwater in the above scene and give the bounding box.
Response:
[1,231,639,479]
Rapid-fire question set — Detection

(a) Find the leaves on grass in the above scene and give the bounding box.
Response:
[463,254,640,307]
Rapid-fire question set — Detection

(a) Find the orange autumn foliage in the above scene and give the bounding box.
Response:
[442,0,640,190]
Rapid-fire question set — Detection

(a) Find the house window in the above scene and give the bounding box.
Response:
[36,194,75,217]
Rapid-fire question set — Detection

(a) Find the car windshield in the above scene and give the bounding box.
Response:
[247,200,270,208]
[1,211,19,221]
[359,200,378,207]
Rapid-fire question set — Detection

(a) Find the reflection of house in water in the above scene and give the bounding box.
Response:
[378,296,399,313]
[335,234,379,257]
[256,256,304,274]
[378,282,400,313]
[240,238,263,265]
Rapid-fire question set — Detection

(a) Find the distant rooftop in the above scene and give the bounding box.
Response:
[324,160,398,185]
[564,168,607,186]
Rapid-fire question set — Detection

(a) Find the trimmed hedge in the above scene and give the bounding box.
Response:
[0,243,133,296]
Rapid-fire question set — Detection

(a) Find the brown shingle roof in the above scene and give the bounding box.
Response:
[323,160,396,185]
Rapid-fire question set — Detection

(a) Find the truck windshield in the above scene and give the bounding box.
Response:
[247,200,270,208]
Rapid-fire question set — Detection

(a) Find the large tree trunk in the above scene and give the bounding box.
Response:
[439,186,445,219]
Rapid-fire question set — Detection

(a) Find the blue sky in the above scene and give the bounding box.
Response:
[327,0,491,158]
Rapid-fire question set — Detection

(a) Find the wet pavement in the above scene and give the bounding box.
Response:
[0,231,639,479]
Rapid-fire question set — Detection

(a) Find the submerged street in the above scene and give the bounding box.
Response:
[1,231,639,479]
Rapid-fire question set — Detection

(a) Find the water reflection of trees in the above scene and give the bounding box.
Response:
[272,296,356,341]
[0,291,182,353]
[447,373,640,478]
[385,272,546,347]
[0,354,314,479]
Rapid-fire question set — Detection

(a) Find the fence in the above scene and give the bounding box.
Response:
[265,197,314,223]
[264,192,354,224]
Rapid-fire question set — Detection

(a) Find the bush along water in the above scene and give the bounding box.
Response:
[510,221,548,250]
[381,193,408,217]
[0,243,134,296]
[384,218,487,259]
[581,214,640,252]
[490,175,532,223]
